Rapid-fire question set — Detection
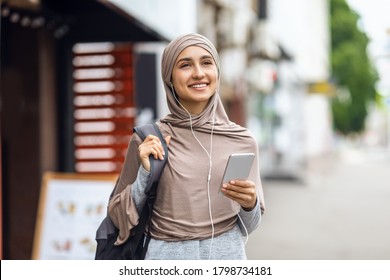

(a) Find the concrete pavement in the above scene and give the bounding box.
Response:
[246,148,390,260]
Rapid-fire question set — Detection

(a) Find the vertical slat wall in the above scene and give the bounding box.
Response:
[72,42,135,173]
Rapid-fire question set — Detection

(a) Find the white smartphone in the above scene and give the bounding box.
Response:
[219,153,255,193]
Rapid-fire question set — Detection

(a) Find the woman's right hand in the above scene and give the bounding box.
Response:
[138,135,171,172]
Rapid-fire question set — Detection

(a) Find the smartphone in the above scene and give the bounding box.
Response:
[219,153,255,193]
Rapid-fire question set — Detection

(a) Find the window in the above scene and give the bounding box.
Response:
[72,42,135,173]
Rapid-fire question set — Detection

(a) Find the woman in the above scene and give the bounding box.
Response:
[108,33,265,260]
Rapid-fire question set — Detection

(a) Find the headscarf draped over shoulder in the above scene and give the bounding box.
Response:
[147,34,265,241]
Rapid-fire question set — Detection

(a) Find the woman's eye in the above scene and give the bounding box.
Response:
[180,63,190,68]
[203,60,213,65]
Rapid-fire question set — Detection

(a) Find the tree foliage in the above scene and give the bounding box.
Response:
[330,0,378,134]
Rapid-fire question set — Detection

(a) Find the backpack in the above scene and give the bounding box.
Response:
[94,123,168,260]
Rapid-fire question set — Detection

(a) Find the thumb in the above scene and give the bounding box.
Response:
[165,135,172,146]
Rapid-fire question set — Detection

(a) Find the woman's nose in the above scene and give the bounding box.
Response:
[192,65,205,79]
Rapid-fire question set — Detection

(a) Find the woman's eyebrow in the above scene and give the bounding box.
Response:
[201,55,213,60]
[176,55,213,65]
[176,57,192,64]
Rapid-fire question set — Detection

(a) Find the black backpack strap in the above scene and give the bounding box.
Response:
[128,123,168,259]
[95,122,168,260]
[133,123,168,193]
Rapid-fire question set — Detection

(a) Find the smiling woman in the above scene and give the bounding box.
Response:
[107,33,266,260]
[171,46,218,115]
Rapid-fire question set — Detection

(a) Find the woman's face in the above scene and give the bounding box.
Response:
[171,46,218,115]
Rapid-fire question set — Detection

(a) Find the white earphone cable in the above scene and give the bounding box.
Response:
[171,85,215,259]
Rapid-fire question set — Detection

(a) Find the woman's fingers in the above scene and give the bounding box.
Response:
[138,134,171,172]
[140,136,164,158]
[221,180,257,209]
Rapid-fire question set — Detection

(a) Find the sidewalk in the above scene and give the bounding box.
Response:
[246,148,390,260]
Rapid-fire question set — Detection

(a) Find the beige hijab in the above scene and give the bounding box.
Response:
[161,33,244,133]
[109,33,264,244]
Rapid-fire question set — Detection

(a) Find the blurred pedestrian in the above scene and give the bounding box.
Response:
[108,33,265,260]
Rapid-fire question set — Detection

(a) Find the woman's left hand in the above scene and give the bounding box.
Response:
[220,180,257,211]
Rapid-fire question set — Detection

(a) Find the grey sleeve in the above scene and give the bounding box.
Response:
[237,196,262,236]
[131,166,152,214]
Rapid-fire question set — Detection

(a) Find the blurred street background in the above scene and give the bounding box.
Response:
[247,146,390,259]
[1,0,389,260]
